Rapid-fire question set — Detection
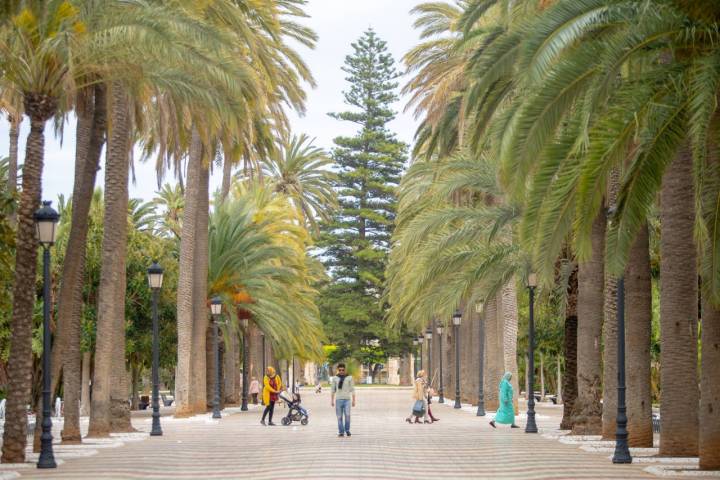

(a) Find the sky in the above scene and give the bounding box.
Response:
[0,0,424,203]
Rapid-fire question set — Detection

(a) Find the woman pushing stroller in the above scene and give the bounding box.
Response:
[261,366,282,426]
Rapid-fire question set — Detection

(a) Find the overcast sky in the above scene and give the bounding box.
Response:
[0,0,423,203]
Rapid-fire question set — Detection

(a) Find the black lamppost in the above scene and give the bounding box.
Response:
[147,261,164,436]
[241,318,249,411]
[525,273,538,433]
[261,330,266,376]
[417,334,424,370]
[35,201,59,469]
[452,310,462,408]
[425,328,433,389]
[476,301,485,416]
[436,324,444,403]
[412,339,419,377]
[612,277,632,463]
[210,297,223,419]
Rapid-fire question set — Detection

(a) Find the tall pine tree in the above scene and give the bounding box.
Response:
[318,29,409,377]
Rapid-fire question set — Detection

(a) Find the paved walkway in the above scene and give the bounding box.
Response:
[0,388,707,479]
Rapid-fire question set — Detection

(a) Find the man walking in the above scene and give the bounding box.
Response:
[331,363,355,437]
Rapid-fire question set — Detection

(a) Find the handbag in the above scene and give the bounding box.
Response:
[412,399,425,417]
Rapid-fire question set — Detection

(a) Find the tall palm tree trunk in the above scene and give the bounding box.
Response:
[560,261,579,430]
[626,224,653,447]
[1,95,56,463]
[659,147,699,456]
[174,128,202,417]
[53,84,106,443]
[191,158,209,413]
[221,157,232,201]
[88,83,130,437]
[223,332,238,404]
[700,299,720,469]
[501,281,520,412]
[80,351,91,416]
[110,227,132,432]
[572,211,605,435]
[7,114,20,214]
[602,170,620,439]
[483,296,500,411]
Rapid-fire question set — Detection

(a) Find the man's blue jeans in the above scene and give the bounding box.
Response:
[335,399,351,434]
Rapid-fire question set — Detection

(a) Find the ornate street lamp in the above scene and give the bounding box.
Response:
[613,276,632,463]
[241,318,249,411]
[147,261,164,436]
[436,324,444,403]
[476,301,486,416]
[210,297,223,419]
[35,201,59,469]
[453,309,462,409]
[526,273,538,433]
[425,328,433,391]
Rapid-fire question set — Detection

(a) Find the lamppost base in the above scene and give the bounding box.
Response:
[476,406,485,416]
[525,417,538,433]
[150,414,163,436]
[453,399,461,409]
[439,393,444,404]
[37,451,56,469]
[241,399,248,412]
[212,411,222,419]
[612,447,632,464]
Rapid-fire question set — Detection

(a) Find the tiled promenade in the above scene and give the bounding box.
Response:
[0,387,709,479]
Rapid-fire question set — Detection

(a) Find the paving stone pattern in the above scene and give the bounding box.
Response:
[6,388,703,479]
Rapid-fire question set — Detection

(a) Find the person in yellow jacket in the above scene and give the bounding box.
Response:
[261,366,282,426]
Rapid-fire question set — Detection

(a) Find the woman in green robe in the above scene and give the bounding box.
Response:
[490,372,519,429]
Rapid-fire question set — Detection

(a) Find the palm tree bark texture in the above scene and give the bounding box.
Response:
[602,169,620,439]
[700,299,720,469]
[483,296,501,411]
[88,82,131,437]
[625,224,653,447]
[659,147,699,457]
[191,156,210,413]
[53,84,107,443]
[1,93,56,463]
[174,128,203,417]
[560,261,579,431]
[501,281,520,412]
[572,210,605,435]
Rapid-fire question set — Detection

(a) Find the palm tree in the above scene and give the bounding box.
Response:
[173,0,317,416]
[0,87,22,212]
[261,134,336,233]
[208,184,325,359]
[573,212,604,434]
[500,0,719,456]
[0,2,83,462]
[88,81,132,437]
[89,0,266,431]
[626,224,653,447]
[659,147,699,456]
[386,151,526,409]
[701,300,720,469]
[52,83,107,443]
[152,183,184,239]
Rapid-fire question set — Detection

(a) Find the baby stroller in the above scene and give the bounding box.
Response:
[279,391,309,426]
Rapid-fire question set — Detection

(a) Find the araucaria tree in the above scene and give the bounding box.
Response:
[319,29,409,374]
